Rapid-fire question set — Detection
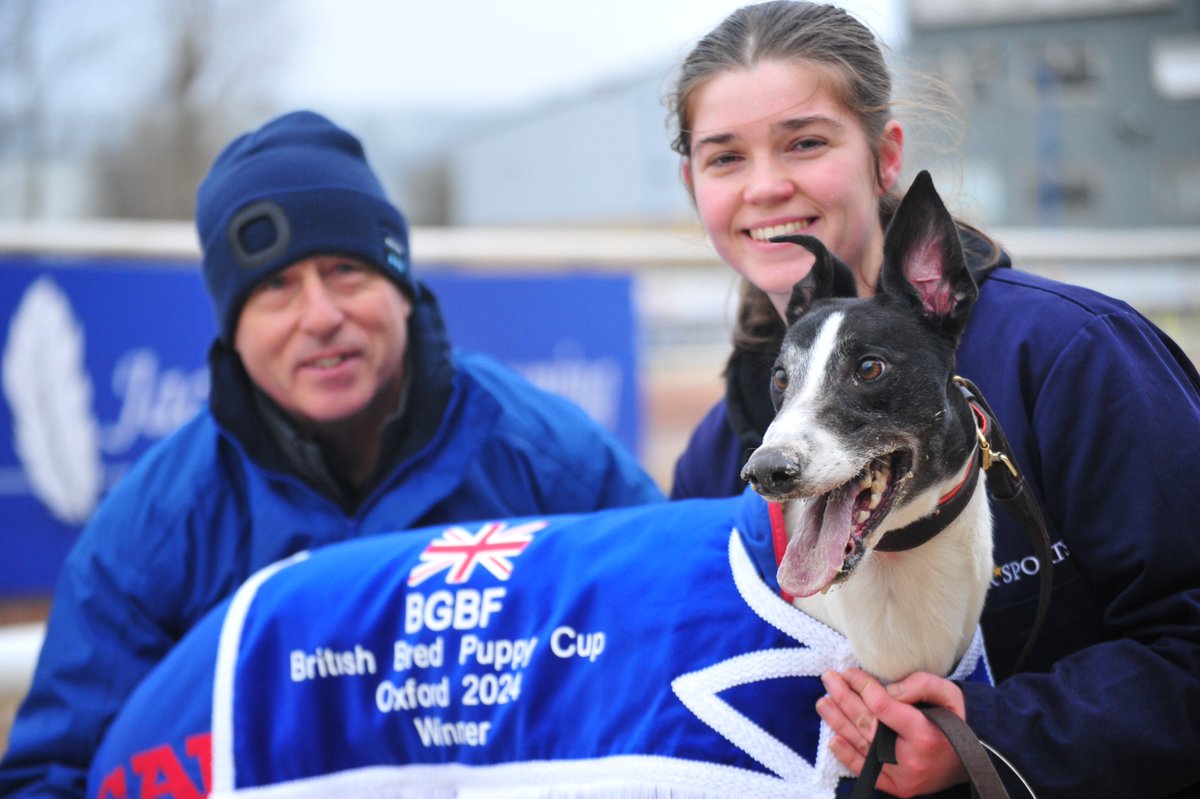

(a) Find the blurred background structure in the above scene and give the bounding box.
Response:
[2,0,1199,754]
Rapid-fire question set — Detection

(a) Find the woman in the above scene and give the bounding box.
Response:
[667,2,1200,797]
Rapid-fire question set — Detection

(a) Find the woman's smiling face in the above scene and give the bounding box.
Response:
[684,59,902,316]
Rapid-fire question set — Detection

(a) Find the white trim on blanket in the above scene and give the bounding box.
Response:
[212,551,312,795]
[209,756,807,799]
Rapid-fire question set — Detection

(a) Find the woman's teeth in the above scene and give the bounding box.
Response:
[749,220,813,241]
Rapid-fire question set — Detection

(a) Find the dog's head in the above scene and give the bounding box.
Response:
[741,170,979,598]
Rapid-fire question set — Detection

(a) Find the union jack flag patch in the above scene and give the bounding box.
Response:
[407,520,547,587]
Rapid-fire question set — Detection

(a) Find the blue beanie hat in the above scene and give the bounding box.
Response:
[196,110,414,344]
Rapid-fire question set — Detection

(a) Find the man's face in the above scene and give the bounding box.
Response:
[234,255,411,433]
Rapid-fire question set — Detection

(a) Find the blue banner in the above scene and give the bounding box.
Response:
[0,255,638,597]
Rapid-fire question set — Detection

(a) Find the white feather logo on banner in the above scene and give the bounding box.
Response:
[2,276,103,525]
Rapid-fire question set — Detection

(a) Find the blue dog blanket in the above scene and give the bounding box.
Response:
[88,491,991,799]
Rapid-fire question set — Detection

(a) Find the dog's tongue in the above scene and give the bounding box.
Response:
[777,483,856,598]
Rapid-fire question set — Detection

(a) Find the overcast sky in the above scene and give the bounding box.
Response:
[4,0,902,124]
[275,0,904,113]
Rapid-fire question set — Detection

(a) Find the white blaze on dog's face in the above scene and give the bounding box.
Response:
[759,312,863,491]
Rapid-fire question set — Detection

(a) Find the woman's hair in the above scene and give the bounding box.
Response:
[669,1,894,186]
[667,1,999,362]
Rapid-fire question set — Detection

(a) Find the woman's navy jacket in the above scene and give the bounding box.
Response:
[674,263,1200,799]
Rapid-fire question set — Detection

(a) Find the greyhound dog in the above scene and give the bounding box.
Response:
[743,169,992,683]
[85,172,997,799]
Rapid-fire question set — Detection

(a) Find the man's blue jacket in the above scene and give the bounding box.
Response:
[0,284,663,798]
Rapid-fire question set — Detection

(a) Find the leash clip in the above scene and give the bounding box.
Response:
[976,423,1019,478]
[955,376,1019,479]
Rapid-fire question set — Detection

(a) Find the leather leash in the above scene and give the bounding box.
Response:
[849,705,1013,799]
[849,376,1052,799]
[953,374,1053,677]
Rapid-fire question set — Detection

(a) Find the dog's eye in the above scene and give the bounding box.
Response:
[857,358,886,382]
[772,367,789,392]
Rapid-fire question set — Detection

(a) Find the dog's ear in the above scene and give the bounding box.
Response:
[771,234,859,326]
[879,170,978,342]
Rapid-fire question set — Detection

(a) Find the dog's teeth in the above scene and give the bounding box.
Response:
[868,492,881,510]
[855,509,870,524]
[859,474,873,490]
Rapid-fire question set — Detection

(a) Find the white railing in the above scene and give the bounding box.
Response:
[0,624,44,700]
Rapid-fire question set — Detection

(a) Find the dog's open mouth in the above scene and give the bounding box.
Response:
[778,450,911,598]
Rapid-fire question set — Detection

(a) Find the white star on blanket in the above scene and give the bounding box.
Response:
[671,531,858,797]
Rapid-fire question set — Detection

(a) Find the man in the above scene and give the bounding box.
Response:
[0,110,662,797]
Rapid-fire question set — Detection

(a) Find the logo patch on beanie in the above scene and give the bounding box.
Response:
[384,235,409,278]
[229,201,291,270]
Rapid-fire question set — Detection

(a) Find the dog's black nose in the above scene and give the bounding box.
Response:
[742,449,801,497]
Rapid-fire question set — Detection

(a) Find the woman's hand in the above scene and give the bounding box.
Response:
[816,668,969,797]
